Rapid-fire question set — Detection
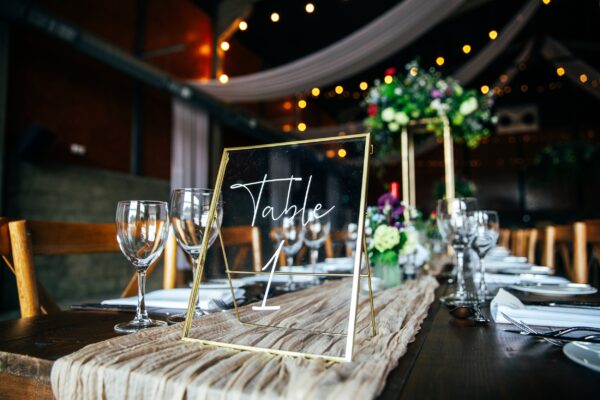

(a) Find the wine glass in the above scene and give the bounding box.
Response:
[272,216,305,290]
[437,197,478,302]
[114,200,169,333]
[168,188,223,323]
[304,209,331,266]
[472,210,500,301]
[345,223,358,257]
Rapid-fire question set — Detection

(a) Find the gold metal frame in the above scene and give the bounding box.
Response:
[400,117,455,205]
[181,133,376,363]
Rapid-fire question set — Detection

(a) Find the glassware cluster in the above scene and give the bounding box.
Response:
[436,198,501,303]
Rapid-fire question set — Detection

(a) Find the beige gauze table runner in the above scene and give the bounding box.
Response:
[51,275,439,400]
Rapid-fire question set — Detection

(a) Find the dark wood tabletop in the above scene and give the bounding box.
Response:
[1,281,599,400]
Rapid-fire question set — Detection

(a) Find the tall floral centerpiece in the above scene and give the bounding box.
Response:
[364,60,495,156]
[366,193,419,287]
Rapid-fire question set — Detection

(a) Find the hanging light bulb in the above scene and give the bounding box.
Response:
[238,21,248,31]
[220,41,230,51]
[305,3,315,13]
[219,74,229,84]
[311,87,320,96]
[271,12,280,22]
[435,56,445,66]
[488,30,498,40]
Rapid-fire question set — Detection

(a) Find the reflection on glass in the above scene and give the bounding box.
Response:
[304,209,331,265]
[346,223,358,257]
[273,216,305,291]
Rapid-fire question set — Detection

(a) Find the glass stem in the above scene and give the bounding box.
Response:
[478,258,487,297]
[455,248,466,300]
[310,249,318,265]
[135,270,149,322]
[191,256,200,312]
[287,256,294,267]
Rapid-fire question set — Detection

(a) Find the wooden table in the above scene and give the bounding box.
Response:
[1,282,599,399]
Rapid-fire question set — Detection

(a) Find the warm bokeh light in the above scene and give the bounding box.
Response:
[384,75,393,84]
[480,85,490,94]
[500,74,508,83]
[580,74,588,83]
[359,81,368,90]
[283,100,293,110]
[435,56,445,66]
[337,148,347,158]
[335,85,344,94]
[556,67,565,76]
[521,84,528,92]
[462,44,472,54]
[542,0,551,4]
[305,3,315,13]
[488,30,498,40]
[220,41,230,51]
[297,122,307,132]
[271,12,280,22]
[282,123,292,132]
[198,44,211,56]
[311,87,320,96]
[219,74,229,84]
[325,149,336,158]
[238,21,248,31]
[298,99,307,109]
[409,67,418,76]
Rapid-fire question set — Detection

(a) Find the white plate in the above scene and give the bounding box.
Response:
[500,266,551,275]
[509,283,598,297]
[563,342,600,373]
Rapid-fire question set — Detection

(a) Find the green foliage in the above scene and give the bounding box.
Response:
[363,60,495,157]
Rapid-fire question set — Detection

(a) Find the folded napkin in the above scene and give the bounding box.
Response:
[240,273,316,284]
[484,260,533,271]
[102,286,245,310]
[491,288,600,328]
[475,273,569,286]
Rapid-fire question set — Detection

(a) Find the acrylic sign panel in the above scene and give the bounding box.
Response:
[183,134,372,362]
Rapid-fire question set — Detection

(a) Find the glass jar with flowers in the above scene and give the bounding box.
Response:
[366,193,419,288]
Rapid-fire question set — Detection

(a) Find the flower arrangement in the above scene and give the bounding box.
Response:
[366,193,419,266]
[363,60,495,155]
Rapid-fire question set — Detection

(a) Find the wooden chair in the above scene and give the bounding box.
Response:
[542,223,587,283]
[7,220,168,318]
[499,228,510,250]
[165,225,263,274]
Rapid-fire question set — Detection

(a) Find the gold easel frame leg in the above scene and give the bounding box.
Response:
[363,235,377,337]
[441,115,455,199]
[400,126,411,221]
[408,133,416,207]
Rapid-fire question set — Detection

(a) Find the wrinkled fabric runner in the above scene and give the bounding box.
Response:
[51,276,438,399]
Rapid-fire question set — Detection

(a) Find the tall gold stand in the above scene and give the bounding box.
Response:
[400,117,455,204]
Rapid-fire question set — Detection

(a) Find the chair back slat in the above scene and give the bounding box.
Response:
[26,221,119,255]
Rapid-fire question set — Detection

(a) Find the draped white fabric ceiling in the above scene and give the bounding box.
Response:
[190,0,466,103]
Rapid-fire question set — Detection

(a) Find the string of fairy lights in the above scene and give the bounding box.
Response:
[215,0,596,133]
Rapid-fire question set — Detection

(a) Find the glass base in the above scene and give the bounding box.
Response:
[166,309,204,325]
[114,318,167,334]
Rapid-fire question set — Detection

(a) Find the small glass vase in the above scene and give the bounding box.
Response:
[373,261,402,288]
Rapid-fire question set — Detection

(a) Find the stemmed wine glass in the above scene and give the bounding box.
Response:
[345,223,358,258]
[272,216,305,290]
[114,200,169,333]
[472,210,500,301]
[168,188,223,323]
[304,209,331,266]
[437,197,478,302]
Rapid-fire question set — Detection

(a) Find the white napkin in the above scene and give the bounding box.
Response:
[491,288,600,328]
[476,273,569,286]
[102,286,245,310]
[240,273,317,284]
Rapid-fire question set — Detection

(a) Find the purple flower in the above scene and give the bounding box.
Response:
[391,205,405,220]
[431,89,443,99]
[393,221,404,229]
[378,193,400,210]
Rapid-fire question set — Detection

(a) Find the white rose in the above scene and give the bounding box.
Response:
[459,97,478,116]
[381,107,396,122]
[388,122,400,132]
[394,111,409,125]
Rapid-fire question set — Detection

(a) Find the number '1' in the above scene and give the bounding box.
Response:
[252,240,284,311]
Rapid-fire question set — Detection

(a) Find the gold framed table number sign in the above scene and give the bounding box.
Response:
[181,133,376,362]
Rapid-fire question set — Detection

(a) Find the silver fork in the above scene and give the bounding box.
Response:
[501,312,563,346]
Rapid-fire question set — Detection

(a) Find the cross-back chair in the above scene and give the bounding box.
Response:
[7,219,168,318]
